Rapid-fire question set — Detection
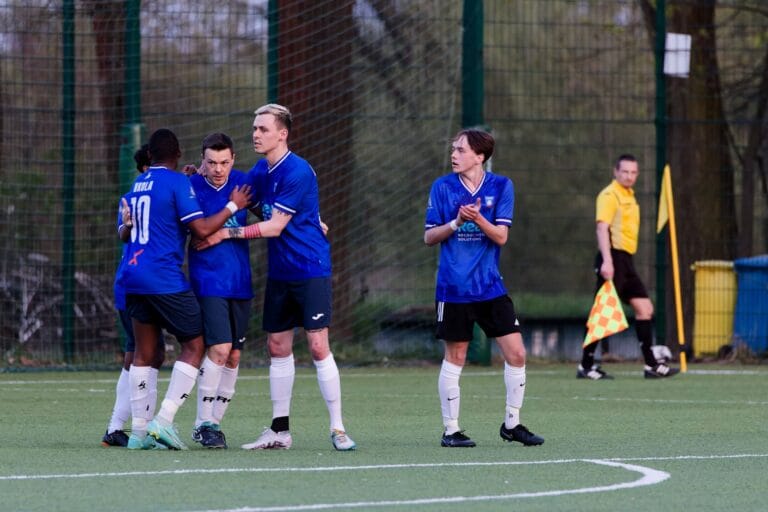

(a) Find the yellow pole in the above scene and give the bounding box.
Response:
[664,165,687,372]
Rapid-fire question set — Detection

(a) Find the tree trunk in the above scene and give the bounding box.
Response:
[277,0,355,340]
[737,44,768,258]
[84,0,125,186]
[665,1,737,348]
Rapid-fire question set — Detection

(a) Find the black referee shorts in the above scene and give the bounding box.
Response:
[594,249,649,303]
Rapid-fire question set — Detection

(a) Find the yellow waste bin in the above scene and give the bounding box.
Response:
[691,260,736,357]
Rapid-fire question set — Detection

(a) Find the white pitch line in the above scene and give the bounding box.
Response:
[610,453,768,463]
[0,459,593,481]
[1,367,764,386]
[191,459,670,512]
[5,453,768,511]
[571,396,768,406]
[6,453,766,483]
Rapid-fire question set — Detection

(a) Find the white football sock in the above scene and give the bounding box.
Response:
[148,367,159,416]
[155,361,198,426]
[314,353,344,432]
[270,354,295,419]
[212,365,239,424]
[504,362,526,429]
[438,360,463,435]
[107,368,130,433]
[195,356,224,427]
[129,365,152,436]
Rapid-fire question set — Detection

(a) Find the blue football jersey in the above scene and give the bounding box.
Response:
[425,171,514,302]
[247,151,331,280]
[114,197,129,310]
[121,167,204,294]
[188,170,254,299]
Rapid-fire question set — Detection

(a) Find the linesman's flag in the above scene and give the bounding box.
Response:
[583,280,629,347]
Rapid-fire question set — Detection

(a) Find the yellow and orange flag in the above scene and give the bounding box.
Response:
[583,280,628,347]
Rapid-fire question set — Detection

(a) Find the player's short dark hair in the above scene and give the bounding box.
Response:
[201,132,234,155]
[148,128,181,164]
[454,129,494,164]
[133,143,150,173]
[615,153,637,169]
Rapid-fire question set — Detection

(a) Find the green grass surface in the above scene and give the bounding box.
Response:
[1,363,767,511]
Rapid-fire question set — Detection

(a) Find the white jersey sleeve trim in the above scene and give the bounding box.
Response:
[180,210,204,223]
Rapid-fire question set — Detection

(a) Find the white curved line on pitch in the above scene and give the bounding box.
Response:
[192,459,669,512]
[0,458,603,481]
[7,453,767,481]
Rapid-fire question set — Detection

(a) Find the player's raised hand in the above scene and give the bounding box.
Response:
[181,163,198,177]
[229,184,253,209]
[458,197,482,221]
[121,197,133,227]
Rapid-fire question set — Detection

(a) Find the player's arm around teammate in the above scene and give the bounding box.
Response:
[197,104,355,452]
[187,132,255,449]
[121,129,251,450]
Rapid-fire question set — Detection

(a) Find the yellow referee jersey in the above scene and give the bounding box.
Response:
[595,179,639,254]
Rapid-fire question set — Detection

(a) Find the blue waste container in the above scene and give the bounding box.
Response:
[732,255,768,354]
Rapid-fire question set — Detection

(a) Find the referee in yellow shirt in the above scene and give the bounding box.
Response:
[577,154,679,380]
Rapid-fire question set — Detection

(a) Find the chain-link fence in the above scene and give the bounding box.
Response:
[1,0,766,368]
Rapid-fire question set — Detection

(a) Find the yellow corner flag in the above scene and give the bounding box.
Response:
[583,280,629,348]
[655,163,688,372]
[656,164,671,233]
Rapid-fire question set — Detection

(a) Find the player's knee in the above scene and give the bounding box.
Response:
[267,337,292,358]
[507,347,526,366]
[227,350,241,368]
[179,336,206,366]
[447,353,467,367]
[207,344,230,365]
[444,345,468,367]
[635,301,653,320]
[308,340,330,360]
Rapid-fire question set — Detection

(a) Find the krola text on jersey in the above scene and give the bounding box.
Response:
[133,180,154,192]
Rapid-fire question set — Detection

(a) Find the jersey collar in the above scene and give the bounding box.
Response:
[268,150,291,173]
[457,171,486,196]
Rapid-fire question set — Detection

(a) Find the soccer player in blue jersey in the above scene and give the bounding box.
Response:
[121,128,251,450]
[187,132,254,449]
[424,128,543,448]
[195,104,355,451]
[102,145,166,447]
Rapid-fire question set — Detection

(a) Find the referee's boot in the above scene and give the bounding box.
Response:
[576,364,613,380]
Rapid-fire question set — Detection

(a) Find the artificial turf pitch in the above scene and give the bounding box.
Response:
[1,363,766,511]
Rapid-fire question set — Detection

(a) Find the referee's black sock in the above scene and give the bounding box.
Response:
[636,319,657,367]
[580,342,597,369]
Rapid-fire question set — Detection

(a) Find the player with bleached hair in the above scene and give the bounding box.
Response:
[195,104,355,451]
